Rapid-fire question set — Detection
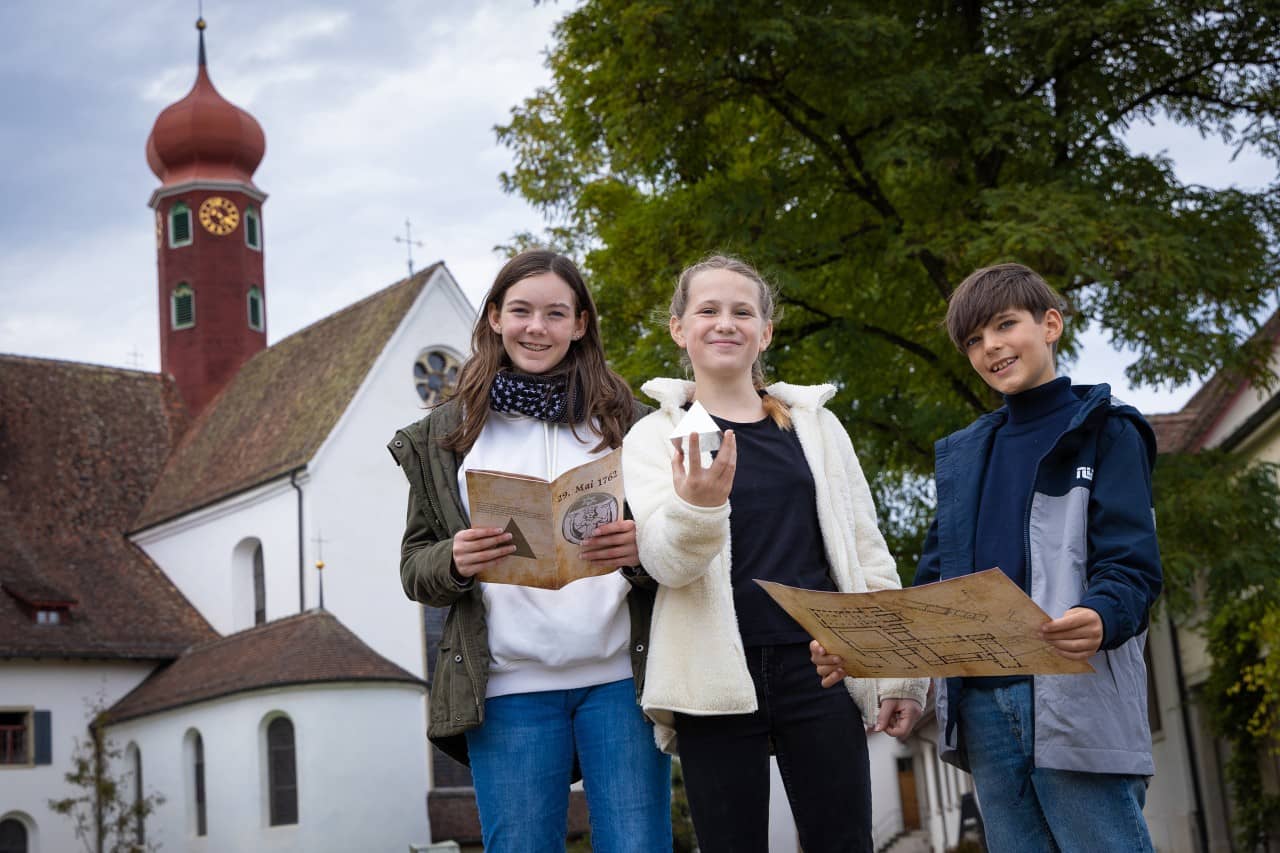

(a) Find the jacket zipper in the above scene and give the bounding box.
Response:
[452,603,483,720]
[415,452,448,535]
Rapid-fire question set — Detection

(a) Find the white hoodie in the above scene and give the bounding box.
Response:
[460,411,632,698]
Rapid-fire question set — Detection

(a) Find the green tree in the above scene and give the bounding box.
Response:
[501,3,1280,839]
[48,710,164,853]
[499,0,1280,482]
[1155,451,1280,850]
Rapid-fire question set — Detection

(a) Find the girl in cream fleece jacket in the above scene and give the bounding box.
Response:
[622,255,927,853]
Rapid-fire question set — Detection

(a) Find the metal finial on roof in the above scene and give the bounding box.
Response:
[196,15,207,66]
[313,531,329,611]
[394,219,424,278]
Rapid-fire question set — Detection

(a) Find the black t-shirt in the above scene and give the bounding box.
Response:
[711,412,835,646]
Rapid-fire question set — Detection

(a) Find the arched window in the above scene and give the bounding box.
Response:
[127,743,145,845]
[247,286,264,332]
[171,283,195,330]
[253,543,266,626]
[245,207,262,250]
[233,538,265,631]
[185,730,207,837]
[169,202,193,248]
[0,818,27,853]
[266,717,298,826]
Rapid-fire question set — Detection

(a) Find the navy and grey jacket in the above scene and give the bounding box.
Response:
[915,383,1162,776]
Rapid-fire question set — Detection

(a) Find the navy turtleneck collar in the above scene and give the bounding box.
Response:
[1004,376,1076,426]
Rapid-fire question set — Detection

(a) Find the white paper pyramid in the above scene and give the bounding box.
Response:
[668,400,723,453]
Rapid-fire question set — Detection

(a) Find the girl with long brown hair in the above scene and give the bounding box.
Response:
[389,249,670,852]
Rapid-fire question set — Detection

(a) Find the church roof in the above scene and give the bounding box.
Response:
[104,609,424,724]
[134,264,441,530]
[0,355,216,659]
[1146,308,1280,454]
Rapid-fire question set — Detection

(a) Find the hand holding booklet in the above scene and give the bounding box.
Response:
[758,569,1094,678]
[465,448,626,590]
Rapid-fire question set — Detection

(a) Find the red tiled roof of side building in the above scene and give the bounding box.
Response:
[133,264,442,530]
[103,610,425,725]
[1146,411,1203,455]
[0,355,216,658]
[1145,308,1280,454]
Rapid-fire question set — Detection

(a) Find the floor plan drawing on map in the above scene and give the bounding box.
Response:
[758,570,1093,678]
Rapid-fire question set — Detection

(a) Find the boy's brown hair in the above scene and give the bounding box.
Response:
[945,262,1067,351]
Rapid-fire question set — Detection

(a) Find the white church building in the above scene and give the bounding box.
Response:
[0,21,474,853]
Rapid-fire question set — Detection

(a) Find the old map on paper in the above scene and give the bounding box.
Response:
[757,570,1092,678]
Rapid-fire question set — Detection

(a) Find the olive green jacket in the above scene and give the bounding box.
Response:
[387,398,656,767]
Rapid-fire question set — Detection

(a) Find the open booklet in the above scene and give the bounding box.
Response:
[465,447,625,590]
[757,569,1094,678]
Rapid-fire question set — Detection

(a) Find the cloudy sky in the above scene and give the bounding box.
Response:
[0,2,1275,414]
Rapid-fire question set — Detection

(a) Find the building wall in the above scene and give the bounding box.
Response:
[132,483,301,637]
[0,659,155,853]
[302,268,476,679]
[105,682,429,853]
[1144,382,1280,851]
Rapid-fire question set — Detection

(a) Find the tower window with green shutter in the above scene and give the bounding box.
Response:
[245,207,261,250]
[169,203,193,248]
[172,283,195,329]
[247,286,264,331]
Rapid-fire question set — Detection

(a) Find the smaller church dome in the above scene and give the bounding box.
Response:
[146,20,265,188]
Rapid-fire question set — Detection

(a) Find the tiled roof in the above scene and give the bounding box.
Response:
[134,265,440,529]
[1145,309,1280,454]
[1145,412,1202,455]
[0,355,215,659]
[104,610,424,724]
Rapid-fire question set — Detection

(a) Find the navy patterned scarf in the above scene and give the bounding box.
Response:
[489,370,584,423]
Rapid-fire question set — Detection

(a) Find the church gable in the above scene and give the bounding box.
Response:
[134,264,442,531]
[0,356,214,658]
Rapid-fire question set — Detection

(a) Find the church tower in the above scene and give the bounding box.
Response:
[146,18,267,417]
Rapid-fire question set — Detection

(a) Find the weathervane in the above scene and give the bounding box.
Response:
[393,218,424,278]
[312,531,330,610]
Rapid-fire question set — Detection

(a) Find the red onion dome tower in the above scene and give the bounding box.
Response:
[147,17,268,418]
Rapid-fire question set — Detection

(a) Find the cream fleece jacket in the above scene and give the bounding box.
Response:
[622,378,928,753]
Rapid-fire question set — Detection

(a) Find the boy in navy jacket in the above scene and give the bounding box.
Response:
[814,263,1162,852]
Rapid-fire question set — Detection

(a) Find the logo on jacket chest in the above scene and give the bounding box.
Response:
[1075,466,1094,482]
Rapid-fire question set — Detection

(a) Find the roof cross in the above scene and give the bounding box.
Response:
[393,218,424,278]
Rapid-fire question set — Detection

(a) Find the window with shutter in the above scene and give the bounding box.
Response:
[245,207,261,250]
[169,203,193,248]
[0,711,28,765]
[172,284,195,330]
[247,287,264,332]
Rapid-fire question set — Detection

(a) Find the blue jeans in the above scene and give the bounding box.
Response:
[959,680,1153,853]
[674,643,873,853]
[465,677,672,853]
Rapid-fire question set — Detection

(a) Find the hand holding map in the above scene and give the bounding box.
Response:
[758,569,1094,678]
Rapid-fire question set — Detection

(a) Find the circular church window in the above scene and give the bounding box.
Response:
[414,349,460,405]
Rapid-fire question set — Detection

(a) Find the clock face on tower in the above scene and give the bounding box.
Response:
[198,196,240,235]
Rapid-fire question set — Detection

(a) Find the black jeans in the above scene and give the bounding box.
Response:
[673,642,873,853]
